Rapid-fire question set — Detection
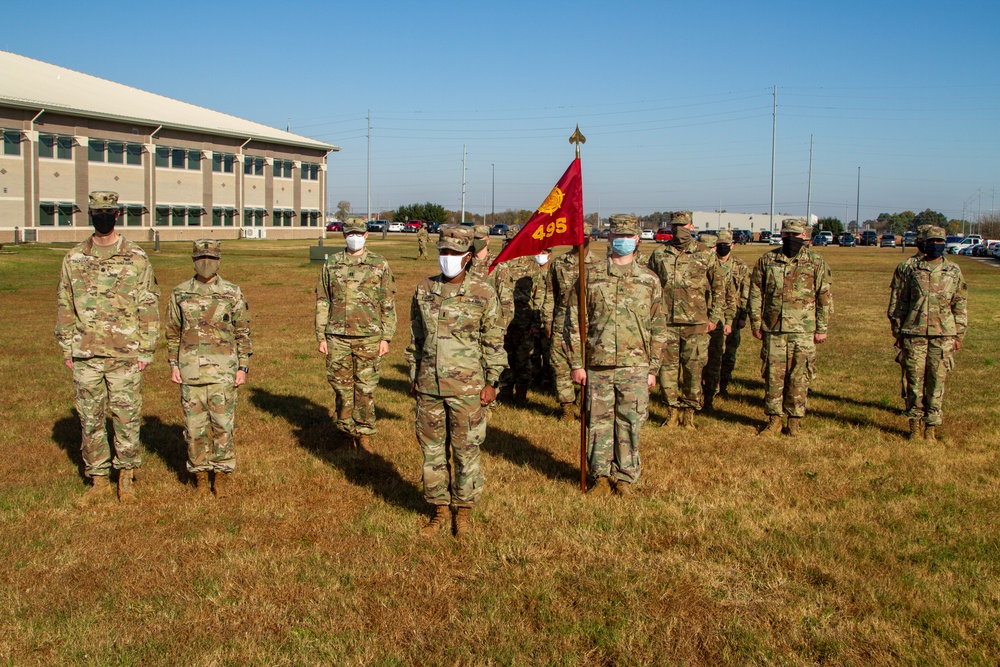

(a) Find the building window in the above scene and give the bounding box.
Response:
[273,159,293,178]
[244,208,265,226]
[156,206,170,226]
[3,130,20,156]
[301,162,319,181]
[187,150,201,170]
[41,203,74,226]
[39,135,73,160]
[156,147,169,168]
[171,148,185,169]
[123,205,144,227]
[39,203,54,226]
[272,209,295,227]
[300,210,320,227]
[107,142,125,164]
[89,139,106,162]
[244,156,265,176]
[212,207,236,227]
[126,144,142,165]
[212,153,234,173]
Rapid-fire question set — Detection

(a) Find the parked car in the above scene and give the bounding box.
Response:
[403,221,422,233]
[860,230,879,246]
[817,231,834,244]
[758,230,773,244]
[811,234,830,247]
[426,221,442,234]
[947,236,980,254]
[640,228,655,241]
[902,231,918,247]
[655,228,673,243]
[367,219,387,232]
[325,221,343,232]
[489,224,509,236]
[838,233,857,247]
[880,233,897,248]
[733,230,751,244]
[387,221,405,232]
[768,233,782,245]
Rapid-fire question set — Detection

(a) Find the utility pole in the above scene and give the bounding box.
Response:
[366,110,371,224]
[805,134,814,230]
[769,85,777,234]
[855,167,861,234]
[491,163,495,227]
[461,144,467,224]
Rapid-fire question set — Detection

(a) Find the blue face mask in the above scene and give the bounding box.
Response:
[611,238,637,256]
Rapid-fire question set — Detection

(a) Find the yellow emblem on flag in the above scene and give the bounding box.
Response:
[537,186,565,215]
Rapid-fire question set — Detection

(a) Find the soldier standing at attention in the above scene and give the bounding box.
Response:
[315,219,396,451]
[890,226,967,442]
[501,235,546,404]
[887,225,931,403]
[566,215,666,496]
[468,224,514,328]
[406,225,506,538]
[702,229,750,408]
[749,218,833,437]
[416,223,430,260]
[166,240,252,498]
[55,191,160,505]
[647,210,723,429]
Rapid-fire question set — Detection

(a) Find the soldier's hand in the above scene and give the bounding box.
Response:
[137,361,150,372]
[724,324,733,335]
[954,338,962,352]
[318,340,328,355]
[410,382,418,397]
[170,367,182,384]
[894,336,903,350]
[814,333,828,344]
[753,329,763,340]
[571,368,587,386]
[480,385,497,406]
[647,374,656,389]
[378,340,390,357]
[235,370,247,387]
[545,325,552,338]
[63,359,74,371]
[707,321,717,332]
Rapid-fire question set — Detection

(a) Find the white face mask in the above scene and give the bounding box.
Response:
[535,253,550,266]
[439,253,468,278]
[345,235,366,251]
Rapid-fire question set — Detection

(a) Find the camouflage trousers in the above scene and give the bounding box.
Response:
[760,332,815,418]
[703,323,743,395]
[72,357,143,477]
[417,242,428,260]
[503,317,535,387]
[415,392,486,508]
[586,366,649,484]
[550,325,577,405]
[902,336,955,426]
[181,382,237,473]
[325,334,383,437]
[658,324,708,409]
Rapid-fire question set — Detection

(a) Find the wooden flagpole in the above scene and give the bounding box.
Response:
[569,126,587,492]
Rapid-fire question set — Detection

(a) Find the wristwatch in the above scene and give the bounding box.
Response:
[238,366,249,374]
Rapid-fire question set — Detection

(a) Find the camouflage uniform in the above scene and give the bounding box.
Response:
[55,192,160,479]
[887,225,931,398]
[468,225,515,328]
[416,225,430,260]
[165,240,252,474]
[504,255,545,391]
[703,230,751,397]
[890,227,967,427]
[315,223,397,439]
[405,226,507,508]
[749,220,833,420]
[566,231,666,486]
[647,211,723,411]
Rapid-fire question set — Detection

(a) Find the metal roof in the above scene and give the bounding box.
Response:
[0,51,338,153]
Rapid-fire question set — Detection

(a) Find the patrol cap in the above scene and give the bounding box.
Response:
[343,219,367,234]
[925,226,947,241]
[192,238,221,259]
[437,224,473,252]
[916,224,932,240]
[473,224,490,239]
[700,233,719,246]
[716,229,733,244]
[504,228,518,241]
[781,218,808,235]
[88,191,120,211]
[609,214,640,236]
[670,210,693,226]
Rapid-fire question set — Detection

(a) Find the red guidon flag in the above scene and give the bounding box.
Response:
[489,157,584,272]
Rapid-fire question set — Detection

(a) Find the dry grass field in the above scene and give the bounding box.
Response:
[1,235,998,666]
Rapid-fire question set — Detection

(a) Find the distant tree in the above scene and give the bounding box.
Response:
[912,208,948,231]
[816,217,843,235]
[396,202,448,224]
[335,200,351,222]
[946,219,964,236]
[978,212,1000,238]
[584,212,599,229]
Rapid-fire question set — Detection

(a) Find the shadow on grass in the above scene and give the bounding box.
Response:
[249,388,424,514]
[142,416,188,484]
[733,377,901,415]
[482,424,579,484]
[52,411,84,479]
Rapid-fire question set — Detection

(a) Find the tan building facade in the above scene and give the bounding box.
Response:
[0,51,337,242]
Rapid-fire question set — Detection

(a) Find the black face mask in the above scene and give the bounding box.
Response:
[91,212,117,235]
[925,242,946,259]
[716,244,732,258]
[781,236,805,258]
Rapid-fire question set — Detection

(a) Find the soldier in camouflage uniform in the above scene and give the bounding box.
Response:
[749,218,833,436]
[647,210,723,428]
[315,219,397,450]
[566,215,665,496]
[702,230,751,408]
[468,224,514,327]
[887,224,931,402]
[542,236,602,420]
[406,225,507,537]
[55,191,160,505]
[416,223,430,260]
[890,226,967,442]
[166,240,252,498]
[502,239,546,404]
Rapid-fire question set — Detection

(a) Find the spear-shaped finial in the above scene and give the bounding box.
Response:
[569,125,586,158]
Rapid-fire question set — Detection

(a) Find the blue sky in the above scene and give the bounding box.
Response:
[7,1,999,222]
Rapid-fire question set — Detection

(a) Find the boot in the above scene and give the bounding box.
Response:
[453,507,472,538]
[498,385,515,404]
[718,380,730,398]
[117,469,136,503]
[681,408,696,430]
[560,402,576,422]
[786,416,801,437]
[759,414,783,436]
[615,480,635,496]
[514,385,528,405]
[587,476,613,497]
[924,425,937,442]
[193,471,210,497]
[907,418,922,441]
[703,392,714,412]
[355,434,372,452]
[213,472,231,499]
[662,407,679,428]
[420,504,451,536]
[77,475,113,506]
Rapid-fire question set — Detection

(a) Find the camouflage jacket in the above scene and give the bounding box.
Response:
[315,248,396,342]
[55,234,160,363]
[647,240,723,325]
[507,257,544,328]
[887,253,922,335]
[469,250,515,328]
[892,257,967,339]
[405,271,507,396]
[749,247,833,334]
[566,258,666,370]
[416,227,429,245]
[165,276,252,385]
[718,255,750,325]
[541,248,602,334]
